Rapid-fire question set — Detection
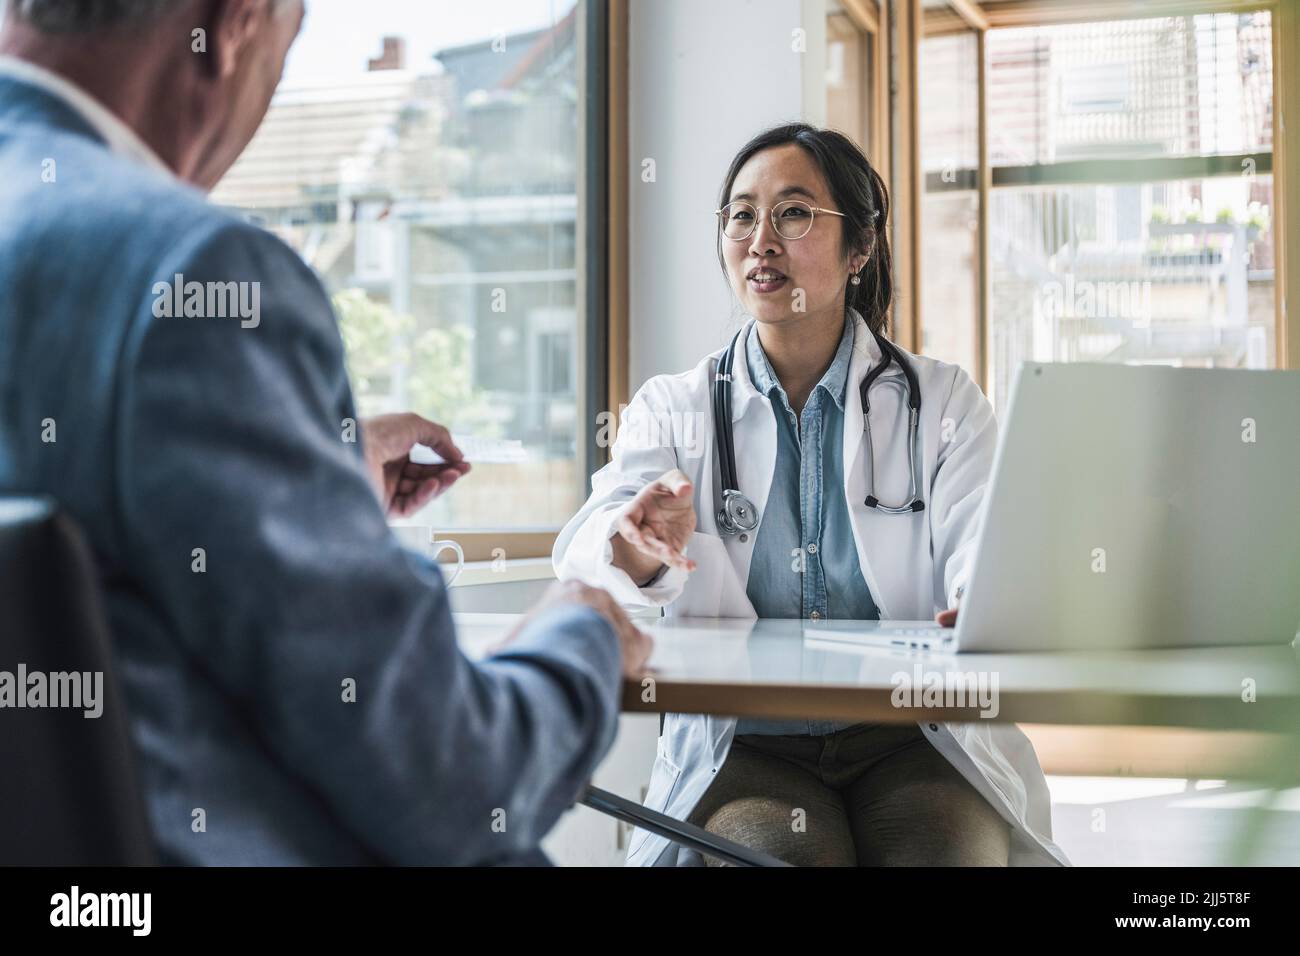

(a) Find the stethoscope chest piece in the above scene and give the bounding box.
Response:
[718,489,760,535]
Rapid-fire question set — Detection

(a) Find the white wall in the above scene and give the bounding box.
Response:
[626,0,826,390]
[515,3,831,865]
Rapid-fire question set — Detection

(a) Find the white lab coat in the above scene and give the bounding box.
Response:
[553,310,1070,866]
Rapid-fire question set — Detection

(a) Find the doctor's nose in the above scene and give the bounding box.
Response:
[748,213,785,258]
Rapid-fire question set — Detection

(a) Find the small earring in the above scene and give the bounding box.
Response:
[850,273,861,286]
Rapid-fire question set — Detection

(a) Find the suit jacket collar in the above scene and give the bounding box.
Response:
[0,58,172,177]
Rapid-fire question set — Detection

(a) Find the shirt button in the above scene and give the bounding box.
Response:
[807,543,818,554]
[810,611,822,621]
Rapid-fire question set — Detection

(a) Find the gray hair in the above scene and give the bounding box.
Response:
[5,0,179,32]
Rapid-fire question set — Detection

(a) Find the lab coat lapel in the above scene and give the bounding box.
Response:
[721,320,775,595]
[842,313,914,619]
[841,312,886,481]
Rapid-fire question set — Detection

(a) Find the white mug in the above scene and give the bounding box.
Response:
[391,526,465,586]
[428,537,465,587]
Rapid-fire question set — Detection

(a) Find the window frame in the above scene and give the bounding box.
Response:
[899,0,1294,394]
[428,0,615,563]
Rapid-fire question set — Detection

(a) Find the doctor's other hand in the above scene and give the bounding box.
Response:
[935,592,962,627]
[612,468,698,586]
[359,413,471,519]
[492,580,654,678]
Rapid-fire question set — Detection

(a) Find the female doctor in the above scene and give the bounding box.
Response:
[554,124,1067,867]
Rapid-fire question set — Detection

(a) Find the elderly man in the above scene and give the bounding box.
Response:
[0,0,649,864]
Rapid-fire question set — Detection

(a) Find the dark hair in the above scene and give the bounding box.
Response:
[9,0,173,32]
[716,122,892,335]
[9,0,293,33]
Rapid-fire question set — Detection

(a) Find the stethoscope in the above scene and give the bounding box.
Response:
[713,323,925,536]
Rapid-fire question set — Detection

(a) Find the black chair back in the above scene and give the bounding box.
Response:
[0,496,155,865]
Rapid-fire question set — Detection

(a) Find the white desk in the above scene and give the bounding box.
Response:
[455,613,1300,733]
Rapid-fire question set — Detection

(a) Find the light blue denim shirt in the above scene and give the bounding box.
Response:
[735,316,880,737]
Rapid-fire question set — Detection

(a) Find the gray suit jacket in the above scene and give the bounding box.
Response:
[0,74,621,865]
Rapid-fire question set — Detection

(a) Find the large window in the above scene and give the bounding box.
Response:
[825,0,886,165]
[919,6,981,376]
[212,0,593,532]
[984,11,1276,409]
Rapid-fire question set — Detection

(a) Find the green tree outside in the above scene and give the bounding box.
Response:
[332,288,496,435]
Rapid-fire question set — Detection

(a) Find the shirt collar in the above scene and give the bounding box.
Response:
[745,314,856,413]
[0,56,172,177]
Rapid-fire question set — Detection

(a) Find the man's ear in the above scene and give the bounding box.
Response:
[201,0,266,80]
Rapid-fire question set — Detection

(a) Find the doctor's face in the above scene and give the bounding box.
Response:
[721,144,857,328]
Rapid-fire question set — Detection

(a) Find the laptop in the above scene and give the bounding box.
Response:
[816,362,1300,653]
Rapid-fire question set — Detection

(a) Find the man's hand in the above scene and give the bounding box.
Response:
[491,580,654,678]
[360,413,471,518]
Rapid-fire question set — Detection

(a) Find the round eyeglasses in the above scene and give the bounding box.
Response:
[715,199,846,242]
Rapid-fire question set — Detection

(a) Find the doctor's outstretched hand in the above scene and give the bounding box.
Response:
[612,469,698,587]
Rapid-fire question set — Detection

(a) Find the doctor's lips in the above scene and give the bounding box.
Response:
[746,264,788,294]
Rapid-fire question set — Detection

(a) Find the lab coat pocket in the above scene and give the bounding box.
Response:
[948,722,1027,821]
[626,747,683,858]
[673,532,752,618]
